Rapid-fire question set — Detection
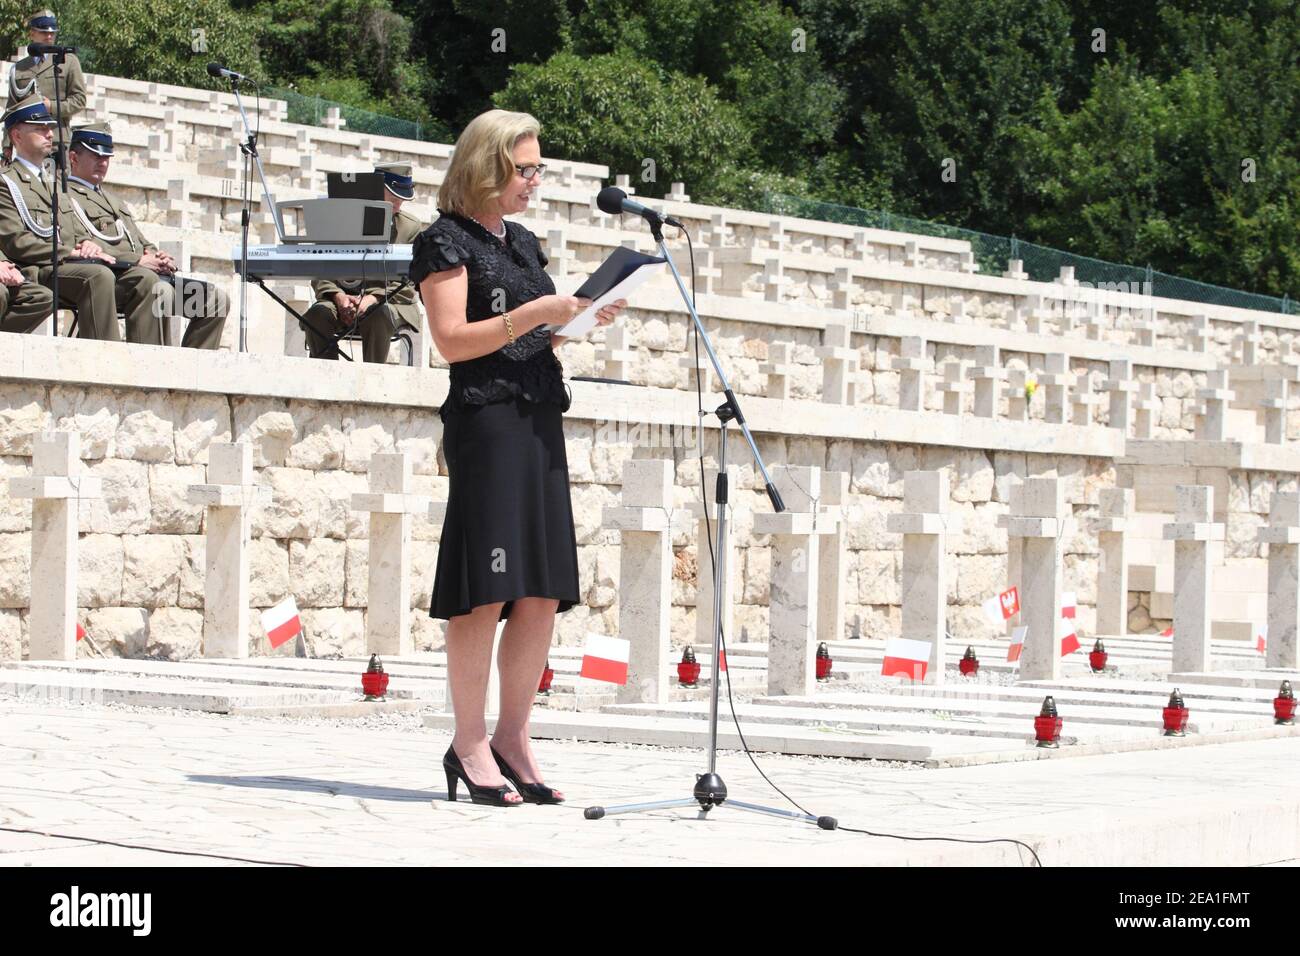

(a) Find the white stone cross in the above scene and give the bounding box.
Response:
[8,431,103,661]
[1187,314,1210,353]
[1194,369,1234,442]
[1003,258,1028,280]
[829,266,855,311]
[1041,353,1073,425]
[1105,359,1138,435]
[887,470,962,684]
[1237,320,1261,366]
[351,453,432,656]
[187,442,270,659]
[1070,378,1102,428]
[760,342,795,400]
[1163,485,1223,673]
[818,321,858,405]
[1261,378,1289,445]
[1258,491,1300,670]
[893,336,931,412]
[1006,368,1031,421]
[998,478,1074,680]
[936,360,967,416]
[1134,381,1161,438]
[816,471,848,648]
[1092,488,1133,636]
[603,458,675,704]
[968,345,1005,419]
[598,324,636,382]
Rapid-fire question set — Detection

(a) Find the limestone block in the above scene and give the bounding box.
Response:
[344,539,368,607]
[85,606,148,657]
[1227,472,1251,513]
[80,459,150,534]
[147,607,203,660]
[297,607,365,658]
[955,554,1002,603]
[288,538,346,607]
[592,441,637,486]
[284,402,345,470]
[1064,553,1099,604]
[872,370,900,407]
[0,608,20,659]
[173,392,232,465]
[411,612,445,653]
[732,601,767,643]
[589,545,618,608]
[148,463,206,533]
[0,532,30,607]
[562,421,596,483]
[851,443,915,498]
[951,501,1003,555]
[932,447,994,503]
[393,413,441,476]
[342,408,397,472]
[0,456,32,532]
[232,398,295,466]
[49,386,119,459]
[122,534,185,607]
[1169,371,1195,399]
[178,534,205,608]
[843,497,903,550]
[253,467,322,539]
[855,550,899,604]
[406,538,435,611]
[77,534,124,607]
[314,469,369,539]
[114,395,175,462]
[1226,512,1264,559]
[1129,601,1153,633]
[1249,473,1275,516]
[0,385,51,455]
[571,482,619,546]
[742,547,771,604]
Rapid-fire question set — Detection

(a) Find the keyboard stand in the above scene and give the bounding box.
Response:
[250,277,351,361]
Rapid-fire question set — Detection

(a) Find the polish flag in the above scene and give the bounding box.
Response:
[881,637,930,681]
[75,623,85,642]
[981,586,1020,626]
[580,633,630,685]
[261,597,302,649]
[717,649,727,672]
[1256,625,1267,655]
[1160,626,1173,638]
[1059,592,1080,655]
[1007,625,1027,663]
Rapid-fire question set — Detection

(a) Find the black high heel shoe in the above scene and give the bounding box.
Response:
[443,746,521,806]
[491,745,565,805]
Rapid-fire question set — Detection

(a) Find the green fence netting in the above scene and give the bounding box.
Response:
[265,86,449,144]
[762,193,1292,316]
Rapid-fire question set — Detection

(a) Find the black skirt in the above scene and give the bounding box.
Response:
[430,398,581,621]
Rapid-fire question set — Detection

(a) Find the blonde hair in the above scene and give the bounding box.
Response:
[438,109,541,217]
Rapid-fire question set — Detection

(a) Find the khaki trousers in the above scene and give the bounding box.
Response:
[0,278,53,334]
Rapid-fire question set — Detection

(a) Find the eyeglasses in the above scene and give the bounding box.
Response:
[515,163,547,181]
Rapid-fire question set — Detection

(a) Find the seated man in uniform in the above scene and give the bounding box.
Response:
[0,95,119,339]
[0,248,52,334]
[5,10,87,153]
[66,123,226,349]
[302,162,422,363]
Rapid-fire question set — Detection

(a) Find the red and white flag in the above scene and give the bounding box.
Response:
[1256,625,1267,655]
[261,596,302,649]
[981,586,1020,626]
[881,637,930,681]
[580,633,630,685]
[75,622,85,642]
[717,649,727,673]
[1007,625,1027,663]
[1059,592,1080,656]
[1160,626,1173,638]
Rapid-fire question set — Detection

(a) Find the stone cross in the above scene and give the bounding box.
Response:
[544,228,572,279]
[893,336,931,412]
[1105,359,1138,434]
[604,459,674,704]
[999,478,1073,680]
[1003,259,1028,280]
[1258,491,1300,670]
[887,470,961,684]
[598,324,636,382]
[351,453,432,656]
[945,298,966,325]
[1134,382,1160,439]
[763,256,787,301]
[1006,368,1031,421]
[1057,265,1077,288]
[903,240,919,269]
[818,321,858,405]
[1070,377,1101,428]
[829,266,855,311]
[891,291,917,321]
[1188,314,1209,353]
[1262,378,1289,445]
[968,345,1005,419]
[689,465,739,659]
[693,246,720,296]
[817,471,848,648]
[1194,369,1234,442]
[1041,353,1073,425]
[753,465,827,696]
[1237,320,1261,366]
[1084,303,1106,341]
[936,360,967,416]
[1163,485,1223,673]
[680,348,720,394]
[1093,488,1133,636]
[7,431,102,661]
[187,442,269,659]
[760,342,795,400]
[1024,296,1051,336]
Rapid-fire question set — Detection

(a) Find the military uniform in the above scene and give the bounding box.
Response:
[0,96,118,339]
[0,259,52,334]
[66,123,226,349]
[5,11,86,148]
[303,163,423,363]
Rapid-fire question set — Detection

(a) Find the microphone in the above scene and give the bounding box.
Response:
[596,186,683,229]
[207,62,249,82]
[27,42,76,55]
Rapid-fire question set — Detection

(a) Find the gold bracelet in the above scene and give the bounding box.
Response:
[503,311,515,344]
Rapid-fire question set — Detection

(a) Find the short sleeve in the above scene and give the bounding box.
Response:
[409,223,470,287]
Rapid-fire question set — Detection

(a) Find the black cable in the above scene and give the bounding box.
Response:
[0,825,309,867]
[680,224,1043,867]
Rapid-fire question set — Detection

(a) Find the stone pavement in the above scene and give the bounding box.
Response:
[2,697,1298,866]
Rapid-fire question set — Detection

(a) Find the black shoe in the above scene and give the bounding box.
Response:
[491,745,565,805]
[443,746,521,806]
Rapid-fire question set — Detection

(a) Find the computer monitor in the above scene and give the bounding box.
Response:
[326,172,386,202]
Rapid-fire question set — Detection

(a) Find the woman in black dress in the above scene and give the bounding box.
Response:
[412,109,626,806]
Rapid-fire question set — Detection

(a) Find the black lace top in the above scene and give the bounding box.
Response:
[409,211,568,417]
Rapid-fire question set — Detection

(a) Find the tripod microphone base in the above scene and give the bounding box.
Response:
[693,772,727,810]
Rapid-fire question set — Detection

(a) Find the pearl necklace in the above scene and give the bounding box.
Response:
[468,214,506,240]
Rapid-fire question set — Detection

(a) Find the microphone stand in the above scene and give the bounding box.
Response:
[225,73,280,353]
[583,215,835,831]
[48,48,67,332]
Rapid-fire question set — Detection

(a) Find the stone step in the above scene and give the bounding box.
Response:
[1170,670,1300,691]
[0,667,356,713]
[1018,677,1283,704]
[1149,588,1266,625]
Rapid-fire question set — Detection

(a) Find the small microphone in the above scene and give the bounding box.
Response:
[28,42,76,56]
[596,186,683,229]
[207,62,249,82]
